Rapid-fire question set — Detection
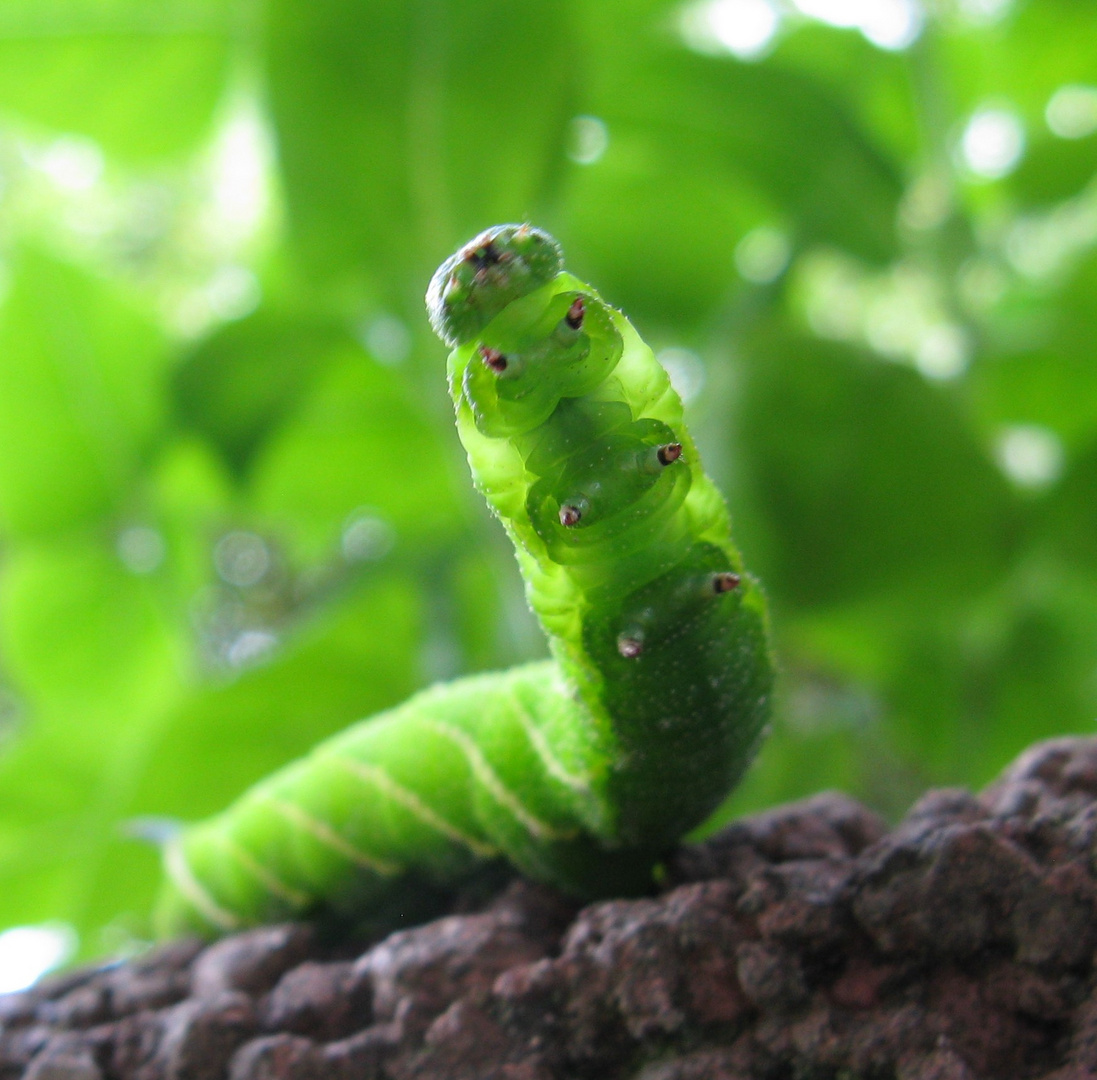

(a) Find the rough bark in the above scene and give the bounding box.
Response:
[7,736,1097,1080]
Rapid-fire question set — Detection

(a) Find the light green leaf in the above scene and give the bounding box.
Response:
[0,248,170,537]
[0,545,422,947]
[0,535,185,944]
[0,536,182,730]
[0,0,234,161]
[130,572,425,823]
[247,344,466,564]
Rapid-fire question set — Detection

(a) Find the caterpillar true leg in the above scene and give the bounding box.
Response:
[155,225,773,936]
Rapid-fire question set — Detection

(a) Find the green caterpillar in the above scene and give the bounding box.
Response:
[155,225,773,936]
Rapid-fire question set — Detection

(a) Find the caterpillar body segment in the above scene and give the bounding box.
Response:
[442,238,771,849]
[158,663,625,935]
[156,225,773,936]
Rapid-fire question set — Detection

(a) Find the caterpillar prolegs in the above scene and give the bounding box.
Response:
[155,226,774,936]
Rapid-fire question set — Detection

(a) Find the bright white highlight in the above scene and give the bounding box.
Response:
[1046,85,1097,140]
[958,0,1012,24]
[859,0,921,49]
[0,924,76,993]
[960,107,1025,180]
[792,0,922,50]
[915,324,969,381]
[996,426,1064,489]
[209,104,273,241]
[168,96,274,337]
[678,0,780,60]
[38,136,104,193]
[735,226,791,283]
[567,116,609,165]
[793,0,860,28]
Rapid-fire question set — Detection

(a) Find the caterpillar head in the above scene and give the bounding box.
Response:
[426,224,563,346]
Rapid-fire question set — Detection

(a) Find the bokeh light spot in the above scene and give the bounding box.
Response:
[996,425,1064,489]
[1046,85,1097,140]
[957,0,1012,24]
[226,629,278,669]
[792,0,921,50]
[567,117,609,165]
[915,324,969,381]
[735,226,791,283]
[342,512,395,563]
[678,0,780,60]
[214,532,271,588]
[38,136,104,193]
[209,103,274,240]
[960,107,1025,180]
[117,526,166,575]
[0,924,76,994]
[362,313,411,365]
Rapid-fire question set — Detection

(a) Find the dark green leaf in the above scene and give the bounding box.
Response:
[263,0,579,307]
[174,312,350,473]
[731,331,1015,610]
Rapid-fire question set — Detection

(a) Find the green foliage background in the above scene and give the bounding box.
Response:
[0,0,1095,959]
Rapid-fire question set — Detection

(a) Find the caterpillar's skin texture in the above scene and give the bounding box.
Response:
[155,225,773,937]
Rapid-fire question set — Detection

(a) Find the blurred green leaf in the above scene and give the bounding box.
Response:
[263,0,579,307]
[143,436,237,611]
[173,311,349,473]
[0,0,233,161]
[731,331,1015,610]
[557,135,774,327]
[0,536,181,728]
[0,249,169,537]
[881,558,1097,786]
[1012,134,1097,206]
[0,534,184,943]
[941,0,1097,121]
[0,553,422,947]
[569,7,904,263]
[247,342,466,564]
[1043,439,1097,568]
[130,571,424,823]
[771,24,921,170]
[699,721,888,834]
[973,253,1097,450]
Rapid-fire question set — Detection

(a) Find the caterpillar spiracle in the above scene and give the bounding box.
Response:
[155,225,774,936]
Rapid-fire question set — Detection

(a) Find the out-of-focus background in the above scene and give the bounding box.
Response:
[0,0,1095,982]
